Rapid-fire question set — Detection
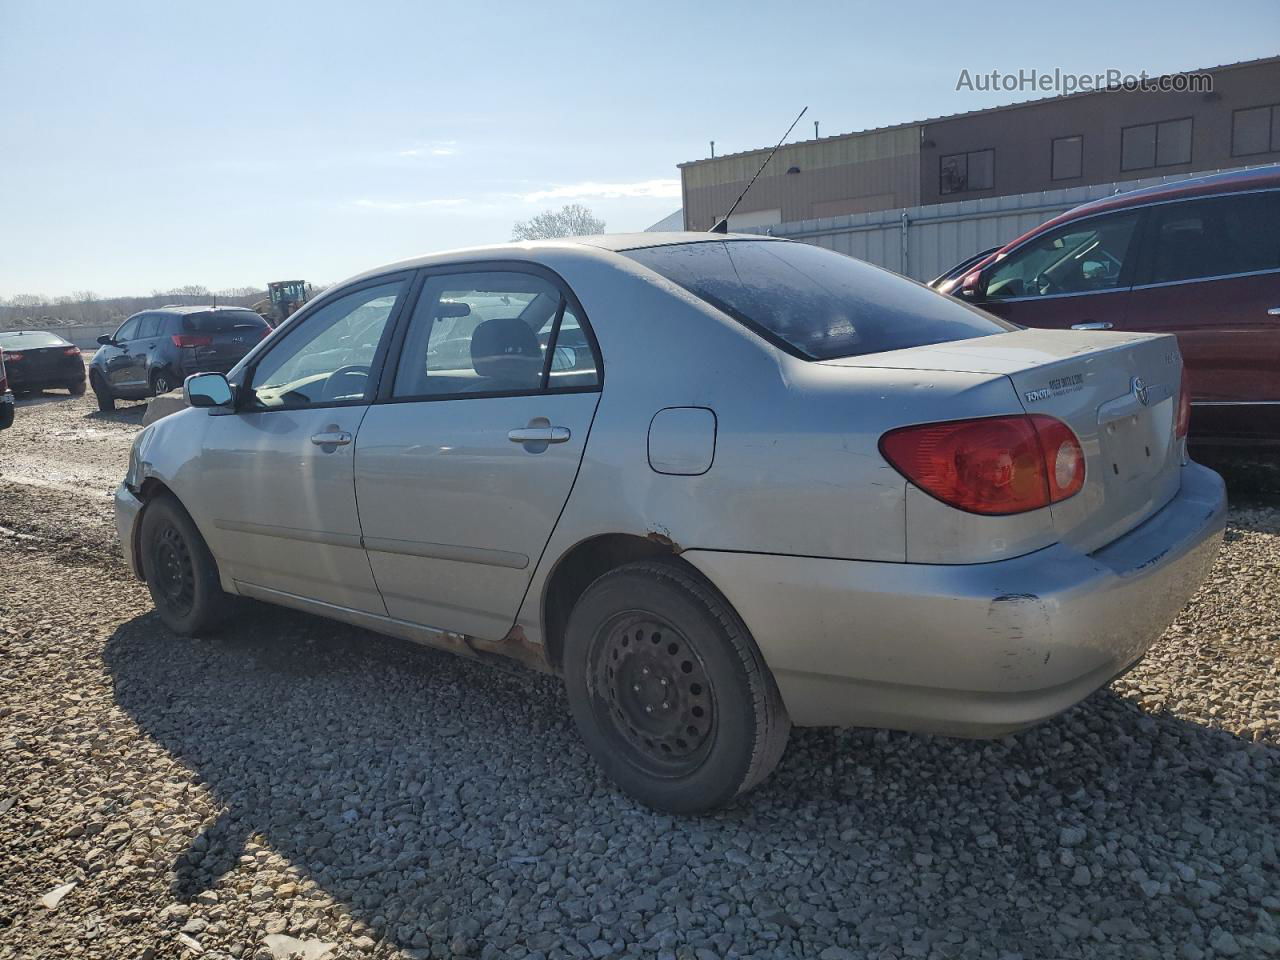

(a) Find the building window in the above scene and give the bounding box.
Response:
[1051,135,1083,180]
[940,149,995,195]
[1121,118,1192,171]
[1232,104,1280,156]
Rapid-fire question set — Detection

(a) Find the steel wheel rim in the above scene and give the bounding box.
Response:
[152,522,195,617]
[591,613,716,777]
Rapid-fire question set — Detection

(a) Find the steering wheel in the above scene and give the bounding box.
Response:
[320,364,370,402]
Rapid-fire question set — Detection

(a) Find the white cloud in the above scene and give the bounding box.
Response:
[398,140,458,158]
[520,179,680,204]
[350,197,469,211]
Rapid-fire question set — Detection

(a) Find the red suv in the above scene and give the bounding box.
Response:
[946,165,1280,447]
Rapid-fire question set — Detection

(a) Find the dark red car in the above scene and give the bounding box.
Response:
[945,164,1280,447]
[0,347,13,430]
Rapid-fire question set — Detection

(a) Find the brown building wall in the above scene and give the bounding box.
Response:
[677,58,1280,229]
[919,59,1280,205]
[679,127,921,231]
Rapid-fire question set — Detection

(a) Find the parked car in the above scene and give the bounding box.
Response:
[89,306,270,412]
[114,234,1225,812]
[945,164,1280,447]
[0,330,86,396]
[0,348,13,429]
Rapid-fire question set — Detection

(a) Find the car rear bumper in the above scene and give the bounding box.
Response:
[683,461,1227,736]
[114,483,145,579]
[7,362,85,389]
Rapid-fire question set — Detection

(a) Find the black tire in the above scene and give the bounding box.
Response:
[90,372,115,412]
[68,379,86,397]
[151,369,174,396]
[138,493,228,636]
[563,559,790,813]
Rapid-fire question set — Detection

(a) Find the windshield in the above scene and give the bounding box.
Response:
[624,240,1013,360]
[0,331,70,349]
[183,312,268,333]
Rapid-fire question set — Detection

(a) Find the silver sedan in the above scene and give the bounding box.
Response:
[114,233,1226,812]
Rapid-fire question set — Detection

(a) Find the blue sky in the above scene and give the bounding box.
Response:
[1,0,1276,297]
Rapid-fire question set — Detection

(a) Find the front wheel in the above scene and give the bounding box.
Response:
[138,494,228,636]
[90,372,115,411]
[563,559,790,813]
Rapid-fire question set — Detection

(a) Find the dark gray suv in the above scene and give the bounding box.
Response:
[88,306,269,411]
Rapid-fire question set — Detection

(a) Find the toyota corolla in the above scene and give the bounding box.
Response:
[114,234,1226,812]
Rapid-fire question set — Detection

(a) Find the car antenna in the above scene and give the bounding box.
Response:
[709,105,807,234]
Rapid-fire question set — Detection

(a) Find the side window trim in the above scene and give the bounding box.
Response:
[239,271,414,413]
[374,259,603,405]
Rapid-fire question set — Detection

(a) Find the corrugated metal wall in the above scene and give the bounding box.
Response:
[741,168,1244,282]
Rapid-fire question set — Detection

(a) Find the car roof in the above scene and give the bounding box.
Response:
[996,163,1280,258]
[0,329,70,338]
[132,305,260,317]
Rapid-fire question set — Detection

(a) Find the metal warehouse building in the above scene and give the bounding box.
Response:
[679,56,1280,233]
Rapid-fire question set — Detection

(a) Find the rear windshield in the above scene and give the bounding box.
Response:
[624,240,1014,360]
[0,331,70,349]
[183,311,268,333]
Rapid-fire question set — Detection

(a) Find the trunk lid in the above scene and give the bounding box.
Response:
[824,328,1184,554]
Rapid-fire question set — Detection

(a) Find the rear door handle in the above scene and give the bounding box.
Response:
[508,426,570,444]
[1070,321,1113,330]
[310,431,352,446]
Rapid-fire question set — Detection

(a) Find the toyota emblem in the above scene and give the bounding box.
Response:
[1132,376,1149,406]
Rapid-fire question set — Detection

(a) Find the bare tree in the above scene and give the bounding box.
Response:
[512,203,605,241]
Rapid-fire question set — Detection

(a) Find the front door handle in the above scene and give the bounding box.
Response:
[310,431,352,446]
[1071,321,1113,330]
[508,426,570,444]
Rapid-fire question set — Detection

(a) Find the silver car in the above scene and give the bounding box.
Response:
[114,234,1226,812]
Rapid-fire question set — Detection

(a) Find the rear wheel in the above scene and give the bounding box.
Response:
[68,380,86,397]
[139,494,228,636]
[563,559,790,813]
[90,372,115,411]
[151,369,174,396]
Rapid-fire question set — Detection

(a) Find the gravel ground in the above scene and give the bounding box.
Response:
[1,384,1278,960]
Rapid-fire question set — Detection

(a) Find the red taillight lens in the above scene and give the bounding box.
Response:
[1175,374,1191,439]
[171,334,213,348]
[63,346,80,357]
[5,352,23,362]
[880,414,1085,515]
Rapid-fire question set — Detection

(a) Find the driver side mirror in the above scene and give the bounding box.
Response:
[185,372,234,409]
[97,334,115,346]
[957,270,983,299]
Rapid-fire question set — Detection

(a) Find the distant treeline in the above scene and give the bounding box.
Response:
[0,286,267,329]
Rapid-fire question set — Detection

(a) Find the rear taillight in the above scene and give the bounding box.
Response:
[880,414,1085,516]
[171,334,213,348]
[63,346,80,357]
[1175,373,1191,439]
[5,352,23,362]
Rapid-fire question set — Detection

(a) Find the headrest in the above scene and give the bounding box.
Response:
[471,317,542,388]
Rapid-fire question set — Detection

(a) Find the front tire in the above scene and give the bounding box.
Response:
[90,372,115,411]
[563,559,790,814]
[138,494,228,636]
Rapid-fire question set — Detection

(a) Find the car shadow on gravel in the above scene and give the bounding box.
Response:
[84,404,146,425]
[103,605,1278,957]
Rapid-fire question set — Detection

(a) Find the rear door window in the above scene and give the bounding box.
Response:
[136,314,161,339]
[624,240,1012,361]
[1141,192,1280,284]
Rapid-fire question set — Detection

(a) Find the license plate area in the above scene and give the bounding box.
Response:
[1101,411,1161,483]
